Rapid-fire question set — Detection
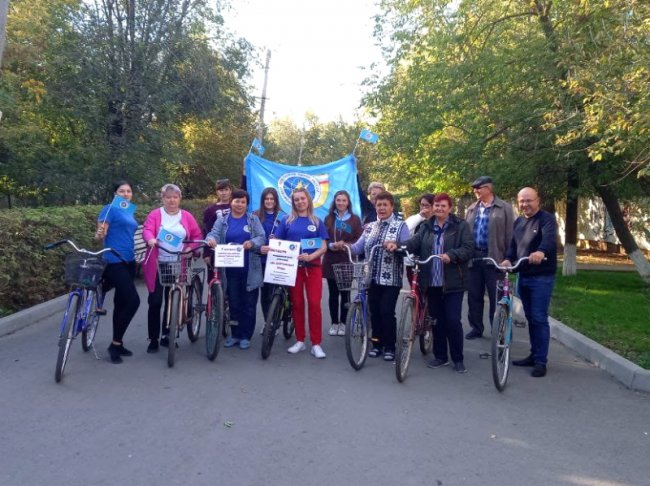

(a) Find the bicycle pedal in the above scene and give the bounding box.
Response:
[514,321,526,328]
[95,308,108,316]
[479,352,491,359]
[229,320,239,327]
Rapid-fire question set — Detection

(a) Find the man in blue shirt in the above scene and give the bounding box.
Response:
[502,187,558,378]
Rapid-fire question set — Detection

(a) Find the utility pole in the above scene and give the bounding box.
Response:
[256,49,271,144]
[297,123,305,166]
[0,0,10,69]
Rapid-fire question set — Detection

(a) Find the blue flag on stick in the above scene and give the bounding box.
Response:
[157,228,182,247]
[110,195,136,214]
[359,129,379,144]
[252,138,265,155]
[244,153,360,221]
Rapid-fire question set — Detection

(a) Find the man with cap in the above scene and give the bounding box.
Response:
[464,176,514,339]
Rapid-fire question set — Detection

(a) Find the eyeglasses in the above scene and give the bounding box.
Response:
[518,199,538,205]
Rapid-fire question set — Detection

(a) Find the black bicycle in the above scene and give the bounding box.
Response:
[260,285,294,359]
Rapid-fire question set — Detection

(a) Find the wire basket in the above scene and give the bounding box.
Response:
[332,262,367,291]
[157,257,202,287]
[64,253,106,288]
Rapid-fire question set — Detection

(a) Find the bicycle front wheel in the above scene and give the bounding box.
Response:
[345,301,368,370]
[167,289,180,368]
[206,283,224,361]
[395,296,416,383]
[491,304,511,392]
[55,293,80,383]
[419,327,433,355]
[261,293,283,359]
[81,289,101,352]
[186,276,203,342]
[282,297,294,339]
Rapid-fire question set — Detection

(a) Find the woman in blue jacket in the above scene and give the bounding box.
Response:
[207,189,265,350]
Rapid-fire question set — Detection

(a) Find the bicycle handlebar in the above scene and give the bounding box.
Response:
[399,247,443,266]
[341,244,382,264]
[478,256,543,272]
[44,239,126,262]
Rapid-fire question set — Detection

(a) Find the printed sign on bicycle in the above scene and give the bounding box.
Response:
[214,244,245,267]
[264,238,301,286]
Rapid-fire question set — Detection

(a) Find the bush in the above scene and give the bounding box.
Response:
[0,198,214,316]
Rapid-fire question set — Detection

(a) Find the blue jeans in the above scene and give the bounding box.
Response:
[226,269,259,341]
[517,274,555,365]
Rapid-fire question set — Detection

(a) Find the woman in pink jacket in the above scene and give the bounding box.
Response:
[142,184,202,353]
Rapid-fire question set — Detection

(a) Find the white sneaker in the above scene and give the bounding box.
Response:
[328,324,339,336]
[337,324,346,336]
[287,341,306,354]
[311,345,326,359]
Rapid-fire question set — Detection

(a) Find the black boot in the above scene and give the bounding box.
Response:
[107,344,123,364]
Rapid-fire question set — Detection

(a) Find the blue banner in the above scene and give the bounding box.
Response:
[245,153,361,221]
[110,195,136,214]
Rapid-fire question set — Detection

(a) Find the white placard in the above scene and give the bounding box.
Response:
[214,244,245,268]
[264,239,301,286]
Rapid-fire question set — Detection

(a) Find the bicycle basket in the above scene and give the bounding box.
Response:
[157,258,193,287]
[332,262,365,291]
[64,253,106,288]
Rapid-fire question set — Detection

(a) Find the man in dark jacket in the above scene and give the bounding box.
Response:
[465,176,514,339]
[502,187,558,378]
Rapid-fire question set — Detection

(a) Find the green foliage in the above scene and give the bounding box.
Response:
[0,199,213,315]
[0,0,256,206]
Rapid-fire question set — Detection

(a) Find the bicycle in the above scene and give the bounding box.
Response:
[478,256,530,392]
[394,249,442,383]
[184,240,232,361]
[155,246,204,367]
[333,244,381,371]
[45,239,123,383]
[260,285,294,359]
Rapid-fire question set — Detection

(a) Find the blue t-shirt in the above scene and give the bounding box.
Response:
[98,204,138,263]
[225,213,251,273]
[275,216,328,265]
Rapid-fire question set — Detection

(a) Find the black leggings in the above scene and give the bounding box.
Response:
[147,278,173,341]
[326,278,350,324]
[102,262,140,343]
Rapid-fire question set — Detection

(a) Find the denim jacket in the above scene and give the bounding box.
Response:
[207,213,265,291]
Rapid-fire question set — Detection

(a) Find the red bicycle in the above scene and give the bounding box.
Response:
[395,248,442,383]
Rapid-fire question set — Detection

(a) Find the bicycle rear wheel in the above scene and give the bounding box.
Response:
[186,276,203,342]
[395,296,416,383]
[491,303,512,392]
[167,289,180,367]
[81,289,101,352]
[206,283,224,361]
[344,301,368,370]
[55,293,80,383]
[261,293,283,359]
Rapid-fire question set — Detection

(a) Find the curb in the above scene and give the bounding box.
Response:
[0,294,68,338]
[512,297,650,393]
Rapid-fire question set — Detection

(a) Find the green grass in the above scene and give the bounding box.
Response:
[550,270,650,369]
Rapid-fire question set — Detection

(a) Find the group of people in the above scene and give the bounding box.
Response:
[95,174,557,378]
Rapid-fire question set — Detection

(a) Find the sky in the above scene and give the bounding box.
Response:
[222,0,385,124]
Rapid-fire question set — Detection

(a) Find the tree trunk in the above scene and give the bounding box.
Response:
[596,184,650,284]
[563,168,579,276]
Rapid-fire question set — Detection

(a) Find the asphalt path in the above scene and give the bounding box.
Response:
[1,281,648,486]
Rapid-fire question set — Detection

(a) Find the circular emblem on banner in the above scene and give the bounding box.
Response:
[307,224,317,232]
[119,200,129,209]
[243,225,250,233]
[306,239,316,248]
[164,234,174,242]
[289,244,297,251]
[278,172,325,208]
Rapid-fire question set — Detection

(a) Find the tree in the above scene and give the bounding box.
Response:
[367,0,650,282]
